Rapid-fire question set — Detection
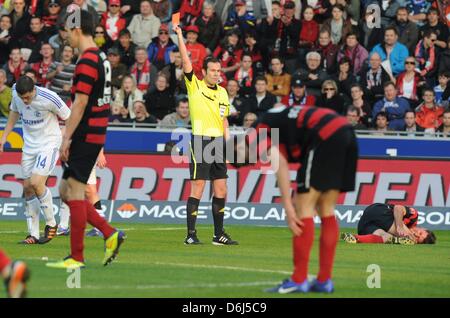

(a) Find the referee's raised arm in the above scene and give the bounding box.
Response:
[173,24,193,74]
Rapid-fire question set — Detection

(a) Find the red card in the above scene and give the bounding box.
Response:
[172,12,180,26]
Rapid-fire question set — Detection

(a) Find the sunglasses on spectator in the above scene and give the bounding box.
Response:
[49,4,59,8]
[324,88,335,91]
[96,31,104,34]
[159,31,168,35]
[110,4,120,7]
[405,61,415,65]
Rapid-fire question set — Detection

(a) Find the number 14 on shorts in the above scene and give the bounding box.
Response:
[35,155,47,169]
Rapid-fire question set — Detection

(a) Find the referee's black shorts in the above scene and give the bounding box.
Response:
[296,126,358,193]
[189,135,228,181]
[62,140,102,184]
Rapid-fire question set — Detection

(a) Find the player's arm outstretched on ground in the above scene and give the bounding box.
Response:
[270,146,304,236]
[60,93,89,162]
[0,110,20,153]
[173,24,192,74]
[392,205,415,240]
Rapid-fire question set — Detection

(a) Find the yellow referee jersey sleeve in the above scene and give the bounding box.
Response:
[185,72,230,137]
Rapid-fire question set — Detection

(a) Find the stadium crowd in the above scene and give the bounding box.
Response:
[0,0,449,136]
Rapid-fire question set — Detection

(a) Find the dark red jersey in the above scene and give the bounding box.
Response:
[71,47,111,145]
[252,105,351,162]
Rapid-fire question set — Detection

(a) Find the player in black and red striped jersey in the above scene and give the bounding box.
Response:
[46,9,125,270]
[232,96,358,294]
[341,204,436,245]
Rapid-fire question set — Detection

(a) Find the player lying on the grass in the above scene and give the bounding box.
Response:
[341,203,436,245]
[0,249,29,298]
[0,76,71,245]
[230,100,358,294]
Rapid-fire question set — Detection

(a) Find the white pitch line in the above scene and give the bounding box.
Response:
[145,227,186,231]
[0,231,22,234]
[153,261,293,275]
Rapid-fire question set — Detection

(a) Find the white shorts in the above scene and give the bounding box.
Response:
[21,148,59,179]
[87,166,97,185]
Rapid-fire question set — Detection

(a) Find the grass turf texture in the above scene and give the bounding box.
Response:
[1,220,450,298]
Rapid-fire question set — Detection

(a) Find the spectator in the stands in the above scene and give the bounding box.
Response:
[120,0,142,24]
[372,111,392,134]
[167,49,186,96]
[2,47,26,86]
[226,78,247,126]
[132,100,158,125]
[360,52,392,105]
[415,88,444,132]
[245,76,276,117]
[107,47,127,91]
[223,0,256,37]
[158,97,190,128]
[65,1,99,26]
[396,56,425,109]
[144,73,175,120]
[266,56,291,100]
[150,0,172,23]
[401,110,424,136]
[47,44,76,103]
[242,30,264,76]
[42,0,61,36]
[359,8,385,52]
[349,83,372,127]
[49,24,69,60]
[184,25,207,79]
[19,16,49,63]
[147,24,177,71]
[0,68,12,118]
[213,28,242,80]
[419,7,449,53]
[371,26,409,76]
[435,71,449,107]
[323,4,353,45]
[313,28,339,75]
[281,78,315,107]
[346,106,368,130]
[234,53,254,97]
[9,0,31,47]
[372,82,411,131]
[391,6,419,54]
[337,30,369,76]
[179,0,204,26]
[94,24,113,53]
[113,74,144,120]
[316,79,346,114]
[128,0,161,48]
[258,0,280,65]
[243,112,257,129]
[332,56,356,101]
[100,0,126,42]
[0,15,12,65]
[294,51,328,98]
[414,29,437,86]
[130,46,158,92]
[406,0,431,27]
[379,0,401,28]
[194,1,222,56]
[297,6,319,68]
[30,42,54,87]
[437,109,450,137]
[115,28,136,69]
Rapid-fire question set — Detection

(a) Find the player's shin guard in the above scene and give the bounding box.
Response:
[292,217,314,283]
[68,201,87,262]
[59,202,70,229]
[85,201,115,239]
[317,215,339,283]
[0,250,11,273]
[355,234,384,243]
[186,197,200,235]
[25,196,40,239]
[212,197,225,237]
[39,188,56,227]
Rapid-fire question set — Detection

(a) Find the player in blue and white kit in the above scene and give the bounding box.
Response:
[0,76,71,244]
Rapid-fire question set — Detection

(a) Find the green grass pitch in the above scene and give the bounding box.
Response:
[1,220,450,298]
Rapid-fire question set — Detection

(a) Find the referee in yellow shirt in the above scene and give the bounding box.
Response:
[174,24,238,245]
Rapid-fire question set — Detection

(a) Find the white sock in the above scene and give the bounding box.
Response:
[59,202,70,229]
[38,188,56,227]
[25,196,41,239]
